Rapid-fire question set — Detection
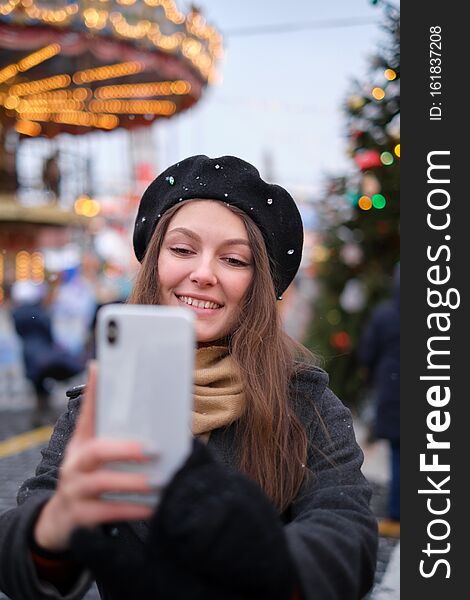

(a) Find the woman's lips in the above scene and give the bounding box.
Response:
[175,294,223,315]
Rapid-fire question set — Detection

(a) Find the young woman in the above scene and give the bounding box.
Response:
[0,155,378,600]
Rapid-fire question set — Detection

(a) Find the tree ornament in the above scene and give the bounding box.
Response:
[330,331,351,351]
[354,149,382,171]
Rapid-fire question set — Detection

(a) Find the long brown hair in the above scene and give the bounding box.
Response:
[129,199,316,511]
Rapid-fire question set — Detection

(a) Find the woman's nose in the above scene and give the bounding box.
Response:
[189,257,218,287]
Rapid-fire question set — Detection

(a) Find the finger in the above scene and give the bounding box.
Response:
[72,470,155,499]
[73,360,97,442]
[71,500,154,528]
[71,438,151,473]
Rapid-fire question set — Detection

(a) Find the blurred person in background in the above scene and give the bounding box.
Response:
[50,260,97,360]
[10,279,86,425]
[358,263,400,538]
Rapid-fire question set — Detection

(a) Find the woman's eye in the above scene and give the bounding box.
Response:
[224,257,249,267]
[170,247,193,255]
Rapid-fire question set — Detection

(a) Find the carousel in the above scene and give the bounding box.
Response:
[0,0,222,301]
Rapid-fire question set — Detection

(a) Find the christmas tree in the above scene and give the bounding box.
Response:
[304,1,400,407]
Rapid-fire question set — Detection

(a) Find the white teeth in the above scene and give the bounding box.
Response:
[178,296,221,309]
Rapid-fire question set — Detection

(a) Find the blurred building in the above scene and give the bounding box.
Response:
[0,198,87,304]
[0,0,222,303]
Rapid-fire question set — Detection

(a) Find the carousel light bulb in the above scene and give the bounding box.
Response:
[10,74,71,96]
[0,64,18,85]
[4,95,19,109]
[17,43,60,73]
[15,119,42,136]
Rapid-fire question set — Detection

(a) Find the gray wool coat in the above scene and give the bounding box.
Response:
[0,366,378,600]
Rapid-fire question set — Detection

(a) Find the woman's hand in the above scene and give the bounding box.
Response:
[69,439,297,600]
[33,362,155,553]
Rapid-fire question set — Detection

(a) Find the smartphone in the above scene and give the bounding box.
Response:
[95,303,195,505]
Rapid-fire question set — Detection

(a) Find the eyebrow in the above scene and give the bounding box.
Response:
[167,227,250,247]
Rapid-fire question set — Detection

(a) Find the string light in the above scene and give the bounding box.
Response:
[94,80,191,99]
[83,8,108,29]
[0,0,222,86]
[182,37,202,58]
[0,65,18,85]
[380,152,394,166]
[73,62,143,84]
[20,111,119,130]
[9,74,71,96]
[21,89,93,102]
[53,111,119,129]
[23,1,78,24]
[1,0,223,133]
[15,119,42,136]
[74,195,101,217]
[17,98,85,113]
[19,112,51,122]
[143,0,185,25]
[372,87,385,100]
[31,252,44,284]
[358,196,372,210]
[109,12,152,39]
[16,251,31,281]
[17,44,61,73]
[186,7,223,59]
[4,95,20,109]
[0,44,61,88]
[147,26,184,51]
[89,99,176,115]
[372,194,386,209]
[0,0,21,17]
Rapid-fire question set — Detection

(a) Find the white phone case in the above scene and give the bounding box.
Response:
[95,304,195,505]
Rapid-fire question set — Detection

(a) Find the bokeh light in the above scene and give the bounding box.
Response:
[330,331,351,351]
[74,195,101,217]
[358,195,372,210]
[384,68,397,80]
[372,194,386,209]
[380,152,394,165]
[372,87,385,100]
[394,143,400,157]
[312,245,330,263]
[326,309,342,326]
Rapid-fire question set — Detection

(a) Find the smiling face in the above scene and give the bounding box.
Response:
[157,200,254,343]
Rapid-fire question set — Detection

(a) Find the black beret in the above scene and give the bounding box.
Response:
[133,155,303,297]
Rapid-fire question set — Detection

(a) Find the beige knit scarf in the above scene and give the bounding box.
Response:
[192,345,245,441]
